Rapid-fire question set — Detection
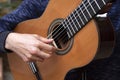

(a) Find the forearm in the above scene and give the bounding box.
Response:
[0,0,49,53]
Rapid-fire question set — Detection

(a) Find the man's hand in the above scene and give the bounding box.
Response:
[5,33,56,62]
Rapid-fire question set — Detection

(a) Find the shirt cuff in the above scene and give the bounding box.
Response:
[0,31,12,53]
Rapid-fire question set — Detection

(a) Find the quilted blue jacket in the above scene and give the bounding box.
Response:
[0,0,119,53]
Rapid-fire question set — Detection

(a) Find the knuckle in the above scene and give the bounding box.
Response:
[30,47,38,54]
[49,47,53,51]
[23,58,29,62]
[31,41,41,47]
[27,55,32,60]
[50,46,55,51]
[34,42,41,47]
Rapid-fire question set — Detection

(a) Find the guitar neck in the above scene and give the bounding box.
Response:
[62,0,111,39]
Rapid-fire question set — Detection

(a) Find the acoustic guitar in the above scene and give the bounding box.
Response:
[7,0,114,80]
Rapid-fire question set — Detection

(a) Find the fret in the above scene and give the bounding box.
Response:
[79,5,88,22]
[74,9,84,28]
[62,0,111,39]
[85,0,96,17]
[82,1,92,18]
[88,0,96,14]
[78,6,88,25]
[104,0,110,3]
[72,11,82,29]
[97,0,106,8]
[69,13,79,32]
[67,17,76,34]
[102,0,106,5]
[92,0,101,13]
[72,11,81,30]
[63,21,73,37]
[94,0,101,10]
[62,23,71,38]
[75,8,85,25]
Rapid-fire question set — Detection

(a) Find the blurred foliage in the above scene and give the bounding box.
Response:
[0,1,22,17]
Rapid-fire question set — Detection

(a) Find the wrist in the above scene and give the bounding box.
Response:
[5,32,16,51]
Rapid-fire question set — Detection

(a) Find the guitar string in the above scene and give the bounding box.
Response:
[51,0,98,43]
[47,0,93,42]
[50,2,105,40]
[28,0,106,79]
[47,0,106,44]
[62,0,104,36]
[47,0,95,39]
[48,0,105,46]
[47,0,93,39]
[48,0,105,43]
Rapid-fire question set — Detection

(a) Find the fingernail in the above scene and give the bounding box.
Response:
[49,39,54,41]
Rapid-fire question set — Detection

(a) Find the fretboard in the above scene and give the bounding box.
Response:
[62,0,111,39]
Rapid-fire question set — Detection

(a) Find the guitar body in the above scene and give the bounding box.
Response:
[7,0,114,80]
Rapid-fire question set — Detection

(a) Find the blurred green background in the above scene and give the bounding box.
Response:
[0,0,22,17]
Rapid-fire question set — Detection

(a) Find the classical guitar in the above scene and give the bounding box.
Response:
[7,0,114,80]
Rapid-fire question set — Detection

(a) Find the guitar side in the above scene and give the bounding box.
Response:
[7,0,114,80]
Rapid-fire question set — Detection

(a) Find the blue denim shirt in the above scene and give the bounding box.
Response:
[0,0,120,53]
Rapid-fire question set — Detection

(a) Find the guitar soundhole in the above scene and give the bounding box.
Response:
[48,19,73,55]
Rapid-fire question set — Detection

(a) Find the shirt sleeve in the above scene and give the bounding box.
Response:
[0,0,49,53]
